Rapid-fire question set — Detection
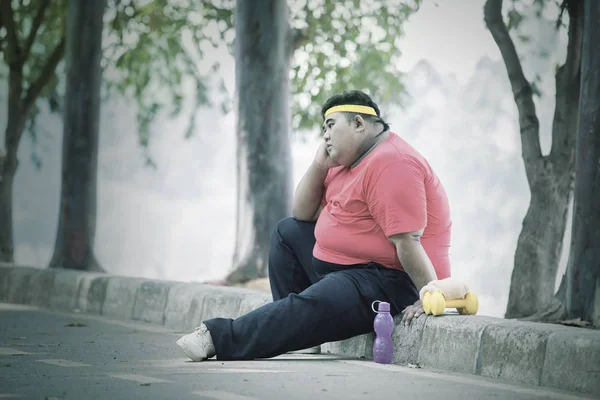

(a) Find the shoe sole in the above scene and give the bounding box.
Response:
[176,337,206,362]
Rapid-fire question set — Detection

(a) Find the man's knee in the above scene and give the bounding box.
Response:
[270,217,300,245]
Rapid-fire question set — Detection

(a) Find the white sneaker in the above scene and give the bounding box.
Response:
[176,323,216,361]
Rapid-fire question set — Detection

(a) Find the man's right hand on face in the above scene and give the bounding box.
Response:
[313,141,340,170]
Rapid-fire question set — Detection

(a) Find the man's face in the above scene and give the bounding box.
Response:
[322,112,361,165]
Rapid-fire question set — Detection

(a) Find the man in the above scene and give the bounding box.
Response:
[177,90,452,361]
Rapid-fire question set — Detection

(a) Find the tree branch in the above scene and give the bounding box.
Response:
[21,0,51,63]
[0,0,21,66]
[549,0,584,162]
[22,36,65,114]
[484,0,542,181]
[0,9,4,52]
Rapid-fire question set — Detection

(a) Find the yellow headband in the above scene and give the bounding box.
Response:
[324,104,377,118]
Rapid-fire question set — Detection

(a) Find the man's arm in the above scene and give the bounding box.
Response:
[364,158,435,325]
[389,229,437,292]
[293,141,338,221]
[389,229,438,326]
[292,162,328,221]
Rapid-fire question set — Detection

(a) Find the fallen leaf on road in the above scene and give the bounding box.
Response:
[65,323,87,327]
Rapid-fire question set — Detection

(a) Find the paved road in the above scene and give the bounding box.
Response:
[0,303,593,400]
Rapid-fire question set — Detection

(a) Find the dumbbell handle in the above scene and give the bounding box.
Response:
[443,298,466,308]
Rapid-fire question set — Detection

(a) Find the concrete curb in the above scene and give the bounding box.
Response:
[1,265,598,397]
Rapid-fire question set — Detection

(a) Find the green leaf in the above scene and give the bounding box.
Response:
[517,34,531,43]
[530,81,542,98]
[507,9,523,31]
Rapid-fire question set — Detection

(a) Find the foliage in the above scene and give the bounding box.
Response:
[288,0,421,131]
[1,0,420,161]
[191,0,422,133]
[0,0,235,166]
[0,0,67,168]
[0,0,66,107]
[103,0,235,165]
[504,0,572,98]
[506,0,570,30]
[104,0,422,135]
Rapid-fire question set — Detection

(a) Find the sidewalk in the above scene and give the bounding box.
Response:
[1,264,598,397]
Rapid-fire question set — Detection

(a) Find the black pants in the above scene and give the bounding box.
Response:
[203,217,419,360]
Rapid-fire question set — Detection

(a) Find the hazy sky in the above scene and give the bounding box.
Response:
[396,0,500,83]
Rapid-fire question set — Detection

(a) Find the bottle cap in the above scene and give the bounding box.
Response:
[371,300,390,313]
[378,301,390,312]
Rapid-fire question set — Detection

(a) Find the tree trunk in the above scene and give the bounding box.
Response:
[0,1,25,263]
[505,172,572,317]
[565,0,600,322]
[485,0,584,319]
[0,167,15,263]
[0,94,26,263]
[49,0,106,271]
[227,0,293,284]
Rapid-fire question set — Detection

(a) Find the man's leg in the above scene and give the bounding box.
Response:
[268,217,320,300]
[177,217,321,360]
[203,266,418,360]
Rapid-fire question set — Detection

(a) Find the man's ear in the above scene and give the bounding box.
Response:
[354,115,366,133]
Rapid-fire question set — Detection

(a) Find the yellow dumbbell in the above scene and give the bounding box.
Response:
[422,291,479,316]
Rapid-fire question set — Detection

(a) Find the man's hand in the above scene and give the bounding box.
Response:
[313,141,339,170]
[401,299,424,326]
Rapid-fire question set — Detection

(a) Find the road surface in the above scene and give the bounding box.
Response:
[0,303,592,400]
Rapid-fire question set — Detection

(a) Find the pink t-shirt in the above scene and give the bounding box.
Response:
[313,132,452,279]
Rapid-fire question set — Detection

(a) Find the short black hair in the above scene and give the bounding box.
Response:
[321,90,390,132]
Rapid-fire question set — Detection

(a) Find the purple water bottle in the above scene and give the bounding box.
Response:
[372,300,394,364]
